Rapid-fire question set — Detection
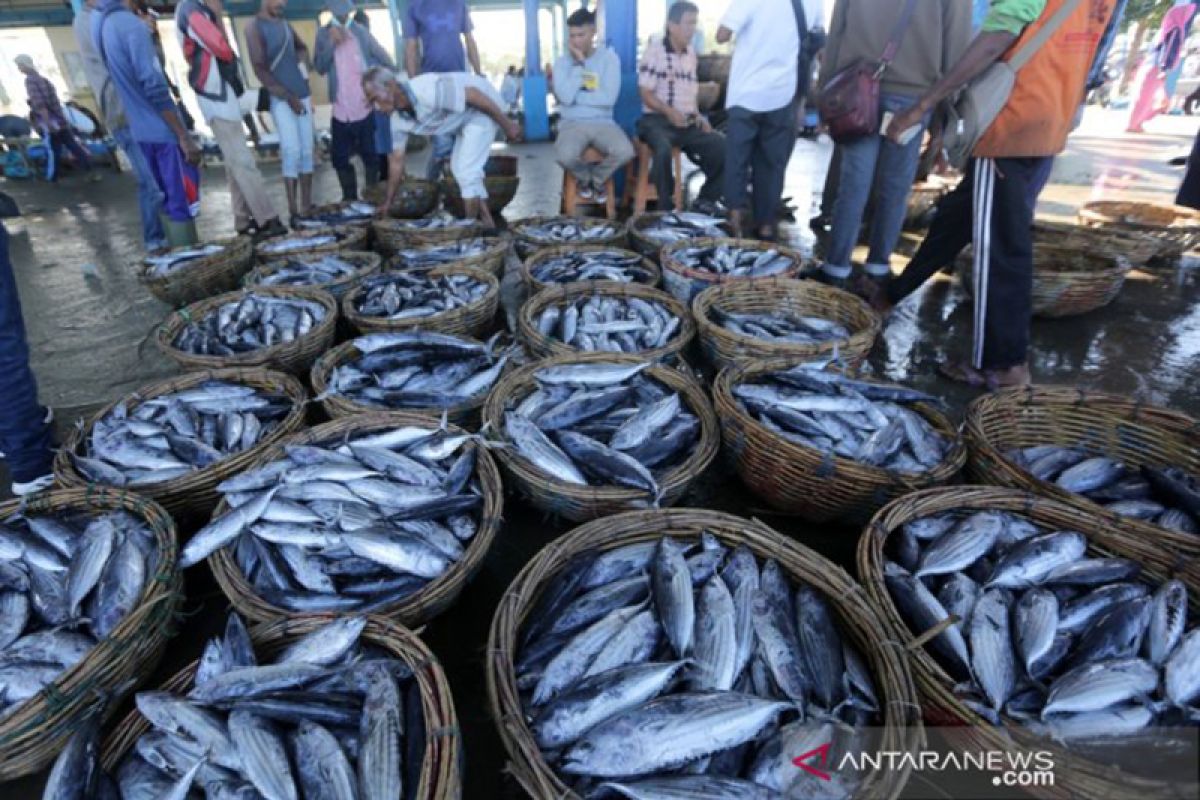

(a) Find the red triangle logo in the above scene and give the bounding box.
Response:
[792,742,833,781]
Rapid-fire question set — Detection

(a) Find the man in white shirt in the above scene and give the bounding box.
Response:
[362,67,522,228]
[717,0,801,241]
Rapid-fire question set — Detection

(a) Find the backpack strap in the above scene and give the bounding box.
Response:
[1009,0,1087,72]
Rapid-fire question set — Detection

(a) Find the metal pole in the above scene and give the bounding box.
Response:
[605,0,638,134]
[385,0,407,73]
[523,0,551,140]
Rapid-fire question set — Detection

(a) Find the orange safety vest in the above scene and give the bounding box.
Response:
[975,0,1116,158]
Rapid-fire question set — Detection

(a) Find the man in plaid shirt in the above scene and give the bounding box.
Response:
[15,55,94,178]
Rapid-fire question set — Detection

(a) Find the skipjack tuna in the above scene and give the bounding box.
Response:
[671,243,797,277]
[638,212,728,244]
[43,613,427,800]
[258,230,351,256]
[390,238,496,270]
[534,295,682,354]
[252,255,362,289]
[516,535,880,797]
[293,201,376,229]
[172,294,328,356]
[519,219,621,244]
[144,244,225,277]
[530,250,656,285]
[71,380,293,487]
[352,271,489,321]
[713,307,850,345]
[390,212,477,230]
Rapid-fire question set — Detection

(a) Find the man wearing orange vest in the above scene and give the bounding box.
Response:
[868,0,1117,389]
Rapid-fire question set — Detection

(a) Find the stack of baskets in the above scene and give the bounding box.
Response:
[1078,199,1200,262]
[659,237,804,302]
[1034,218,1161,267]
[139,236,254,307]
[363,178,440,218]
[340,263,500,338]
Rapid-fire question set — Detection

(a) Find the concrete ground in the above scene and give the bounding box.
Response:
[0,105,1197,796]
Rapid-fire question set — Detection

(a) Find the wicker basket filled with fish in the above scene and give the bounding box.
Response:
[512,216,627,258]
[519,282,696,363]
[386,235,511,278]
[362,176,441,219]
[54,369,306,519]
[488,507,923,800]
[482,355,720,522]
[1034,218,1162,268]
[859,485,1200,800]
[245,250,382,299]
[311,331,515,426]
[965,385,1200,562]
[341,264,499,339]
[714,358,966,523]
[194,412,502,627]
[660,237,804,303]
[1078,200,1200,262]
[956,243,1133,319]
[693,278,882,372]
[96,613,462,800]
[522,245,661,294]
[155,286,338,375]
[0,487,180,781]
[253,225,368,262]
[625,211,730,261]
[139,236,255,308]
[291,200,378,231]
[372,212,484,254]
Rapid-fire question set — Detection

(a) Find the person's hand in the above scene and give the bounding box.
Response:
[179,134,201,165]
[885,104,924,144]
[329,25,348,45]
[568,44,586,64]
[503,119,524,142]
[375,201,390,218]
[698,116,713,133]
[287,96,304,115]
[667,108,688,128]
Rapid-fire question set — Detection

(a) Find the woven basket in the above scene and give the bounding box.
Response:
[253,225,368,261]
[859,485,1198,800]
[512,216,627,258]
[100,614,462,799]
[207,413,502,627]
[310,334,508,426]
[518,281,695,363]
[714,357,967,522]
[0,488,180,781]
[363,178,441,218]
[441,154,520,217]
[1033,218,1162,267]
[489,507,923,800]
[139,236,254,307]
[341,263,500,338]
[482,353,720,521]
[693,278,882,372]
[293,200,377,230]
[964,385,1200,563]
[659,236,804,303]
[53,367,307,519]
[154,286,338,375]
[522,244,661,294]
[1078,200,1200,260]
[625,212,730,262]
[245,249,382,299]
[957,243,1133,318]
[386,235,511,278]
[372,218,486,254]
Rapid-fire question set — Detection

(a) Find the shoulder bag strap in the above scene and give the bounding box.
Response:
[271,21,293,72]
[1009,0,1088,72]
[880,0,922,66]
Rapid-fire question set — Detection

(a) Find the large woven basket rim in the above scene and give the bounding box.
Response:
[339,262,500,336]
[246,249,383,293]
[521,244,662,293]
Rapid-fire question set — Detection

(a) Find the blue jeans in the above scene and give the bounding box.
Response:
[823,92,929,279]
[270,96,315,178]
[426,133,455,180]
[111,126,166,251]
[0,224,53,483]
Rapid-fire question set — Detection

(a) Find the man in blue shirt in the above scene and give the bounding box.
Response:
[403,0,482,181]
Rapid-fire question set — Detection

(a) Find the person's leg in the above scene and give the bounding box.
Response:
[751,104,797,237]
[554,121,592,184]
[1128,66,1165,131]
[357,116,379,188]
[272,97,301,220]
[637,114,679,209]
[298,98,315,214]
[112,126,166,251]
[1178,130,1200,208]
[1025,156,1055,210]
[331,117,357,200]
[821,131,882,281]
[58,129,93,171]
[140,142,192,222]
[862,93,931,279]
[451,117,497,226]
[211,117,279,229]
[680,127,726,204]
[723,107,757,236]
[427,133,455,180]
[0,224,53,490]
[588,122,635,187]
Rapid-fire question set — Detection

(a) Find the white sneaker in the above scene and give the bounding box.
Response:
[11,475,54,497]
[577,182,595,201]
[593,183,608,203]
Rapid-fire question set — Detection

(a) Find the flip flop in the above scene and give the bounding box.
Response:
[938,360,989,388]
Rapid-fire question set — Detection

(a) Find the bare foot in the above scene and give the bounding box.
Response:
[853,275,894,314]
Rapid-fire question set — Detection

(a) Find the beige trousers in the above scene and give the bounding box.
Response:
[209,117,277,229]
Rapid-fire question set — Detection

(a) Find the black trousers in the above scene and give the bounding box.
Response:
[724,103,795,227]
[1178,130,1200,209]
[331,115,379,201]
[888,156,1047,371]
[636,113,726,206]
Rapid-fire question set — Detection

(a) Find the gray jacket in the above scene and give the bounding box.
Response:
[313,20,394,104]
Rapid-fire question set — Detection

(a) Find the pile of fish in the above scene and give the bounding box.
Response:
[883,509,1200,751]
[502,361,700,498]
[42,614,427,800]
[389,212,476,231]
[518,219,622,246]
[0,509,159,719]
[515,534,881,797]
[533,294,682,354]
[72,380,293,487]
[258,230,353,257]
[1005,446,1200,535]
[293,201,376,230]
[529,250,656,285]
[172,294,327,357]
[733,366,951,473]
[713,306,851,345]
[178,420,488,614]
[390,238,496,270]
[251,255,363,289]
[669,243,796,278]
[144,244,225,278]
[352,271,490,321]
[637,212,728,244]
[323,332,510,412]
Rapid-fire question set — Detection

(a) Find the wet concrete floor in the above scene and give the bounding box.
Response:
[0,106,1196,796]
